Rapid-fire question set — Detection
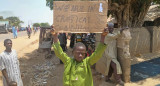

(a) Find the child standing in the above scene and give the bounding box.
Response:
[51,27,108,86]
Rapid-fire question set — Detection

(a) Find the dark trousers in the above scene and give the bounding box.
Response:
[28,32,31,39]
[106,61,122,83]
[60,44,66,51]
[60,44,66,64]
[70,34,75,48]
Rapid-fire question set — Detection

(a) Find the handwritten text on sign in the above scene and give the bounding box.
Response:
[53,1,108,33]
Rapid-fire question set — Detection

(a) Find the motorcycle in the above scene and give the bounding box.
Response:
[75,33,96,57]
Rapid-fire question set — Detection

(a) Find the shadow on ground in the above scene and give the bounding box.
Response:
[156,84,160,86]
[131,57,160,82]
[19,47,64,86]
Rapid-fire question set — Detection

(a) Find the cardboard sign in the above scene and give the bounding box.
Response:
[53,1,108,33]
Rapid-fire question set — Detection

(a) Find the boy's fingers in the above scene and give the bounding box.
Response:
[51,24,54,28]
[102,32,108,35]
[102,27,109,35]
[104,27,109,32]
[9,81,17,86]
[50,28,55,35]
[106,23,108,27]
[50,24,55,34]
[51,28,55,31]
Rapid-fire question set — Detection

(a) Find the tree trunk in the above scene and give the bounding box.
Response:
[108,0,152,83]
[117,29,132,82]
[109,0,152,28]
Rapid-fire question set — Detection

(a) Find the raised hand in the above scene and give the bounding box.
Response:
[102,27,109,36]
[9,81,17,86]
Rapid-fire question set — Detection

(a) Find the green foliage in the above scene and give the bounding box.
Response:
[0,16,7,21]
[33,22,50,27]
[111,0,120,3]
[153,0,160,4]
[40,22,50,27]
[46,0,70,10]
[33,23,41,27]
[153,0,160,8]
[0,16,3,20]
[46,0,54,10]
[6,16,23,27]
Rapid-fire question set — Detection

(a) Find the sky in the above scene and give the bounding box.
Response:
[0,0,53,27]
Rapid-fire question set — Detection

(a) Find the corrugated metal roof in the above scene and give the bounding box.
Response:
[144,5,160,21]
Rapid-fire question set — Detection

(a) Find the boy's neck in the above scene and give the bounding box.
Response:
[74,59,83,63]
[5,49,12,52]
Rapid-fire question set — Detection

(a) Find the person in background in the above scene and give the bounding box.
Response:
[31,26,34,33]
[58,33,67,64]
[70,33,75,48]
[96,23,124,86]
[16,26,19,33]
[0,39,23,86]
[12,26,17,39]
[27,25,32,39]
[33,27,37,35]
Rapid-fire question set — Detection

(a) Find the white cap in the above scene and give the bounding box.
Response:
[108,22,114,28]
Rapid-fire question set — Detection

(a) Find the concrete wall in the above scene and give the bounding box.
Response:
[129,28,151,56]
[152,27,160,52]
[129,26,160,56]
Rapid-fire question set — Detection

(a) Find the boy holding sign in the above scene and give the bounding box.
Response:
[51,26,108,86]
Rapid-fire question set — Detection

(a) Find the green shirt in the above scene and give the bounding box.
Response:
[52,42,107,86]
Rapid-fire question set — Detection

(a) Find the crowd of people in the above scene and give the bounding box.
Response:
[11,25,39,39]
[0,23,126,86]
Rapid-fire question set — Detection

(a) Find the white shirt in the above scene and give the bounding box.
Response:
[0,49,23,86]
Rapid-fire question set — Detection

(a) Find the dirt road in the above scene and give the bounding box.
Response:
[0,31,29,42]
[0,32,160,86]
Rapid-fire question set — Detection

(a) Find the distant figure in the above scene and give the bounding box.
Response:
[16,26,19,33]
[33,27,37,35]
[4,24,6,28]
[0,39,23,86]
[70,33,75,48]
[31,26,34,33]
[58,33,67,64]
[27,25,32,39]
[12,26,17,39]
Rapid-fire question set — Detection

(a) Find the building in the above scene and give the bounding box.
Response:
[0,21,9,33]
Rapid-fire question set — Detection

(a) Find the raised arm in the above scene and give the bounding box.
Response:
[107,31,120,39]
[88,28,108,65]
[51,27,70,64]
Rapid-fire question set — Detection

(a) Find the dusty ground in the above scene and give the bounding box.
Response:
[0,32,160,86]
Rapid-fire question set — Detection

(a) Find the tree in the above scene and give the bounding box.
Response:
[40,22,50,27]
[153,0,160,4]
[108,0,153,27]
[46,0,70,10]
[46,0,160,28]
[0,16,7,21]
[6,16,23,27]
[33,23,41,27]
[0,16,3,20]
